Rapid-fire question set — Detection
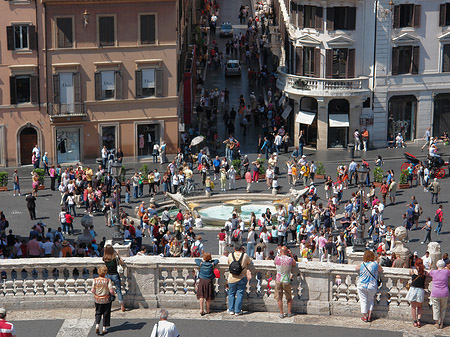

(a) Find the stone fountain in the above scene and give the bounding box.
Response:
[223,199,251,214]
[166,192,191,211]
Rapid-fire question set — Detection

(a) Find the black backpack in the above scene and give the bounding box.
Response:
[229,252,244,275]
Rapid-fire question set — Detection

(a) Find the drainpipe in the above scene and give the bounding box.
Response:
[34,0,41,107]
[371,0,378,111]
[43,3,49,113]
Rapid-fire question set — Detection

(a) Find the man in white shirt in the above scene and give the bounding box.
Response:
[274,134,283,154]
[32,145,41,168]
[101,146,108,169]
[151,309,180,337]
[422,251,433,270]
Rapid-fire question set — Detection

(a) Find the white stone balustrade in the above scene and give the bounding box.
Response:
[277,67,370,97]
[0,257,444,322]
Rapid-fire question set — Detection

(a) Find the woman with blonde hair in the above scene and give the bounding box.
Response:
[91,265,115,335]
[195,252,219,315]
[406,258,427,327]
[355,250,383,322]
[103,245,125,312]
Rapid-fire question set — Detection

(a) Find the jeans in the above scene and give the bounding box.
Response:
[133,186,138,199]
[338,249,345,264]
[106,273,123,303]
[435,222,442,235]
[299,143,304,157]
[432,193,439,204]
[68,204,76,217]
[61,221,67,233]
[247,242,255,258]
[125,192,130,204]
[138,184,143,197]
[228,277,247,314]
[423,230,432,243]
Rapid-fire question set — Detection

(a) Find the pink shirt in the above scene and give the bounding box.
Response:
[27,239,41,256]
[318,236,327,248]
[429,269,450,297]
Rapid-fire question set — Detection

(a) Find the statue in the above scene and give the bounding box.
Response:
[166,192,191,211]
[391,226,411,268]
[427,242,442,270]
[289,187,309,206]
[78,215,94,245]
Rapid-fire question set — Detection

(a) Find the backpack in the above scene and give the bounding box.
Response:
[232,229,241,242]
[191,244,201,257]
[418,205,423,215]
[229,252,244,276]
[434,211,441,222]
[254,232,258,242]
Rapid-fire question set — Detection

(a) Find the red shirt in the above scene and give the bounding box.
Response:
[218,232,226,241]
[0,319,16,337]
[128,225,136,236]
[176,212,184,222]
[65,214,73,224]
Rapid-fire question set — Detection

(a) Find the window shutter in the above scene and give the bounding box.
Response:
[440,4,447,27]
[114,71,122,99]
[297,5,304,28]
[53,74,60,104]
[413,5,421,28]
[9,76,17,104]
[6,26,14,50]
[325,49,333,78]
[393,6,400,28]
[73,72,81,103]
[347,49,355,78]
[30,75,39,104]
[94,72,101,100]
[29,25,37,50]
[314,48,321,77]
[392,47,399,75]
[412,46,420,74]
[295,47,303,75]
[135,70,143,98]
[444,45,450,72]
[155,69,163,97]
[348,7,356,30]
[290,2,297,12]
[326,7,334,31]
[315,7,323,30]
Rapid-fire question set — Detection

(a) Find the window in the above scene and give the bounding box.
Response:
[140,14,156,44]
[135,68,163,97]
[325,48,355,79]
[440,4,450,27]
[295,47,320,77]
[443,44,450,72]
[53,72,81,113]
[326,7,356,31]
[98,16,115,46]
[295,5,323,29]
[392,46,420,75]
[393,4,421,28]
[14,25,28,49]
[6,24,36,50]
[95,70,122,100]
[56,17,73,48]
[303,47,316,76]
[10,75,38,104]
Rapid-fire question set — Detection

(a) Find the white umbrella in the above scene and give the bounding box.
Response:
[190,136,205,146]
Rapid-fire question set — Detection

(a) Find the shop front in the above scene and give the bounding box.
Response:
[136,123,161,158]
[388,95,417,141]
[328,99,349,148]
[433,93,450,137]
[297,97,318,147]
[56,127,81,163]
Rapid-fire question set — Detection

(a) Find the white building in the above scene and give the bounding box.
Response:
[273,0,450,150]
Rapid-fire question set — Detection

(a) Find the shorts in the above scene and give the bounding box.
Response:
[274,282,292,301]
[214,166,220,174]
[13,183,20,191]
[143,223,150,230]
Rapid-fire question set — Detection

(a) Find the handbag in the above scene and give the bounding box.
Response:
[116,256,124,274]
[363,262,382,288]
[405,274,420,291]
[110,294,116,302]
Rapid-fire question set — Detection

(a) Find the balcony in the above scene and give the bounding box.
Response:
[277,67,370,97]
[48,102,87,120]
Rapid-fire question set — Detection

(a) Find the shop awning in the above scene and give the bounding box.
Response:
[281,105,292,119]
[278,94,285,106]
[296,110,316,125]
[329,114,349,127]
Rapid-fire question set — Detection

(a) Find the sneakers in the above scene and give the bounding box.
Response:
[228,310,234,315]
[234,311,243,316]
[421,242,424,245]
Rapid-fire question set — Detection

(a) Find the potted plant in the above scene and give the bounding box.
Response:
[257,158,266,179]
[120,165,126,186]
[399,169,409,189]
[315,161,325,179]
[33,168,45,189]
[232,159,242,179]
[140,164,149,184]
[373,167,383,187]
[0,172,7,191]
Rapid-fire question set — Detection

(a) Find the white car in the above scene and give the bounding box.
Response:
[225,60,241,77]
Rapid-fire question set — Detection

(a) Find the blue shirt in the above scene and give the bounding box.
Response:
[213,159,220,168]
[358,262,379,290]
[195,259,219,279]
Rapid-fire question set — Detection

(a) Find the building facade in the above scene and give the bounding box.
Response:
[0,0,180,167]
[274,0,450,149]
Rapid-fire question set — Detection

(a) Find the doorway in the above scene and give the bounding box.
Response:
[433,93,450,137]
[19,127,37,165]
[299,97,318,147]
[328,99,350,148]
[388,95,417,141]
[137,124,160,157]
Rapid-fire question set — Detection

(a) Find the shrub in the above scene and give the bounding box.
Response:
[120,165,126,183]
[373,167,384,183]
[0,172,7,187]
[33,168,45,185]
[316,161,325,176]
[257,158,266,175]
[140,164,149,179]
[232,159,241,175]
[400,169,409,184]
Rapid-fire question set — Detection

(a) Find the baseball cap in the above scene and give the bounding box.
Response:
[0,308,6,315]
[414,251,418,256]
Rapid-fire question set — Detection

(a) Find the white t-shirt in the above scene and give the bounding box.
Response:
[422,255,432,270]
[150,320,180,337]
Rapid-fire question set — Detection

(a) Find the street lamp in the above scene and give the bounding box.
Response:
[110,161,123,245]
[353,166,369,252]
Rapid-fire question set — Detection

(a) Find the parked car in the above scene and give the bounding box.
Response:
[219,23,233,37]
[225,60,241,77]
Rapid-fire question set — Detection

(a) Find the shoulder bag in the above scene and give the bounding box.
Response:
[363,262,382,288]
[116,256,124,274]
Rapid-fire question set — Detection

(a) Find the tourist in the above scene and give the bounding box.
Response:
[0,308,16,337]
[26,193,36,220]
[274,246,296,318]
[227,243,251,315]
[435,205,444,235]
[150,309,180,337]
[430,178,440,204]
[421,217,432,245]
[91,265,115,336]
[195,252,219,315]
[103,245,125,312]
[355,250,383,322]
[406,258,427,328]
[429,260,450,329]
[12,169,20,196]
[218,228,226,256]
[245,169,252,193]
[247,227,256,258]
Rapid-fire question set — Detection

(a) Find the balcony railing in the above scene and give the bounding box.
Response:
[277,67,369,97]
[48,102,87,118]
